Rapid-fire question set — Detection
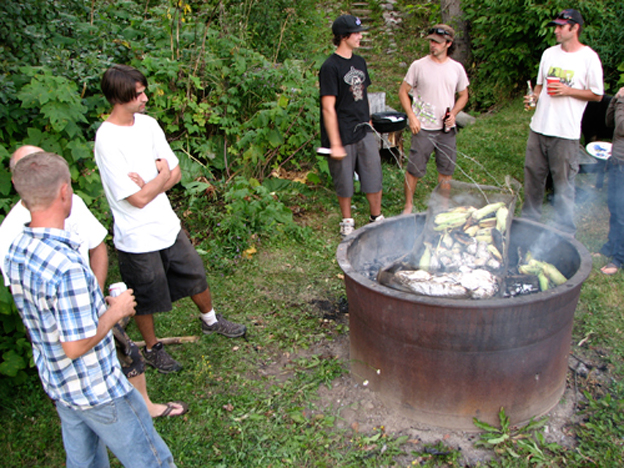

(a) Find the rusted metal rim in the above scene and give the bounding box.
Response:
[336,213,592,308]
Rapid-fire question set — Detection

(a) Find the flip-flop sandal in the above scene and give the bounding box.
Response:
[600,263,618,276]
[155,401,189,418]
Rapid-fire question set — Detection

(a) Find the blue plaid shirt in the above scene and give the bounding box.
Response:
[5,227,132,408]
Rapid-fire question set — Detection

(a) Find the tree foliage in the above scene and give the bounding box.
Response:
[463,0,624,109]
[0,0,332,381]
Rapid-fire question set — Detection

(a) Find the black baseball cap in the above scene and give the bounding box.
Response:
[332,15,367,36]
[548,9,584,27]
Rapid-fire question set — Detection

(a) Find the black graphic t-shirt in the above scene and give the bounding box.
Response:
[319,53,372,148]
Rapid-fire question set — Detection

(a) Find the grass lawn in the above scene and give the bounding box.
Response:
[1,99,624,466]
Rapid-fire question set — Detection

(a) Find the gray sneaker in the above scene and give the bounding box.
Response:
[339,218,355,238]
[142,342,183,374]
[200,314,246,338]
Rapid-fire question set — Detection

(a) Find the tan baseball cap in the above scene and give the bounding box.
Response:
[426,24,455,43]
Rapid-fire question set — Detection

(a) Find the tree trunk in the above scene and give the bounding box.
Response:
[440,0,472,68]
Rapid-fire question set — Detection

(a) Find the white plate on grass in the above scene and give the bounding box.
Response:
[586,141,612,160]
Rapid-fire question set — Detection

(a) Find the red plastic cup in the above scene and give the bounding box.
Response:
[546,77,560,96]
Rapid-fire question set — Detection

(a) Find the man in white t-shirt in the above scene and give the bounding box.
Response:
[95,65,246,374]
[1,145,188,418]
[0,146,108,288]
[399,24,469,214]
[522,9,603,235]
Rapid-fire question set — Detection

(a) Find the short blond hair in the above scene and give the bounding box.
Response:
[12,152,70,211]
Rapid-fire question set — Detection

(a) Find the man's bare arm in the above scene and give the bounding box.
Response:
[88,242,108,293]
[61,290,136,359]
[321,95,346,158]
[549,82,602,102]
[399,81,421,134]
[125,160,180,209]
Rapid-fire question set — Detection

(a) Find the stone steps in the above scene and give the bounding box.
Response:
[348,1,402,58]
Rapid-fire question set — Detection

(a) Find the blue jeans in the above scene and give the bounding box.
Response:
[601,161,624,267]
[56,388,175,468]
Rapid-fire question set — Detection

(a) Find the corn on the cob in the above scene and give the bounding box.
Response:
[419,243,431,271]
[464,225,479,237]
[541,262,567,285]
[434,211,471,225]
[471,202,506,221]
[475,234,493,244]
[487,245,502,261]
[538,272,549,291]
[496,206,509,232]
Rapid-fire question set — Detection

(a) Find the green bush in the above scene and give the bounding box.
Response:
[0,0,331,385]
[463,0,624,109]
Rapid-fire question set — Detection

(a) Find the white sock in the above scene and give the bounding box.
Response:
[200,309,218,325]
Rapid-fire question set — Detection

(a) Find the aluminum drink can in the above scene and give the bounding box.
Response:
[108,282,128,297]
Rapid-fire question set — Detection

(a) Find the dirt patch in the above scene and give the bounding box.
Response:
[253,296,612,466]
[257,332,592,466]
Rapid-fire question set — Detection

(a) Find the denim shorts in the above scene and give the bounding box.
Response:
[56,388,175,468]
[117,230,209,315]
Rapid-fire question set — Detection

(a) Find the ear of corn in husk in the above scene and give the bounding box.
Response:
[518,254,568,290]
[464,225,479,237]
[541,262,567,285]
[434,210,471,225]
[471,202,506,221]
[419,243,432,271]
[496,206,509,232]
[479,218,497,228]
[488,245,503,261]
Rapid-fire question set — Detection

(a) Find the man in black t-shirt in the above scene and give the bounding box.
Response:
[319,14,383,237]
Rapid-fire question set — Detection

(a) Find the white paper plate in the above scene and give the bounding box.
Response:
[586,141,612,160]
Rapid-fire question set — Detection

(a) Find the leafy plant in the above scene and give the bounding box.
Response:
[347,425,409,466]
[0,284,32,382]
[572,387,624,464]
[462,0,624,109]
[474,407,564,464]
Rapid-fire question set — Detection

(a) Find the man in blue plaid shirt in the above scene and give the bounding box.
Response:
[5,152,175,467]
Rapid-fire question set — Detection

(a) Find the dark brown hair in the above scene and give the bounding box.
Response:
[332,33,350,47]
[447,40,456,56]
[101,64,148,105]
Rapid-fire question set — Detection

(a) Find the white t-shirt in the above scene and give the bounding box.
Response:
[94,113,181,253]
[531,44,603,140]
[403,55,470,131]
[0,194,107,286]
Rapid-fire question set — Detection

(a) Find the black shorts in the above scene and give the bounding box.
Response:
[117,230,209,316]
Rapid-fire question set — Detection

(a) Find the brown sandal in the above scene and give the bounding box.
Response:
[600,263,619,276]
[155,401,189,418]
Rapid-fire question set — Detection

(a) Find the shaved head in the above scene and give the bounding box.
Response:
[10,145,45,172]
[12,152,71,212]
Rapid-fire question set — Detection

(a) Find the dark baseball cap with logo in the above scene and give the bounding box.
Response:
[548,9,584,27]
[332,15,367,36]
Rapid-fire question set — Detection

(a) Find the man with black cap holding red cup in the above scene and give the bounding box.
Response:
[319,14,384,238]
[521,8,603,235]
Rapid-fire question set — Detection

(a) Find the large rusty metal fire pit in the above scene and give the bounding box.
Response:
[336,214,592,430]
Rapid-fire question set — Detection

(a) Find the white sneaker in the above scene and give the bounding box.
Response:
[369,214,385,223]
[340,218,355,237]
